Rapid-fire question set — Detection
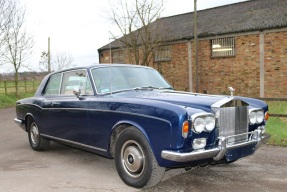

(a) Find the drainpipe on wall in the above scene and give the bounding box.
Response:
[188,42,193,92]
[259,32,265,98]
[194,0,199,92]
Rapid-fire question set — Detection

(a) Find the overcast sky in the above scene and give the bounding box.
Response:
[3,0,247,72]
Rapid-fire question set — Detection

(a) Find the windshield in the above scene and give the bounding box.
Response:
[91,66,172,94]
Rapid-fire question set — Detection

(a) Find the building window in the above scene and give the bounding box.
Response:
[112,51,125,63]
[211,37,235,57]
[154,45,171,62]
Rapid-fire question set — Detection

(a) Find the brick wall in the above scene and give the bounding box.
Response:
[99,30,287,98]
[151,43,189,91]
[264,31,287,98]
[196,34,261,97]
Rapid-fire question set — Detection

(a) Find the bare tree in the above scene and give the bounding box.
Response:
[0,0,33,95]
[39,51,49,72]
[39,51,74,72]
[52,52,74,71]
[109,0,166,66]
[0,0,14,62]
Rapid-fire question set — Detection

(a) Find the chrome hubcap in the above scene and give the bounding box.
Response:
[121,140,145,178]
[30,123,39,145]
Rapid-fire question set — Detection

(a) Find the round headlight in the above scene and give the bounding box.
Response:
[256,110,264,124]
[205,116,215,131]
[193,117,205,133]
[249,111,256,124]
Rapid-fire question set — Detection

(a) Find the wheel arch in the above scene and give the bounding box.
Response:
[25,113,36,132]
[109,120,151,158]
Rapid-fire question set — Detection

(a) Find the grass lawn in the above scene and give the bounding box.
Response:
[0,92,34,108]
[266,117,287,147]
[265,101,287,147]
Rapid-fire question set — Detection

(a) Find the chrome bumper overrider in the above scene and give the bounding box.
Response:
[161,129,271,162]
[14,118,26,131]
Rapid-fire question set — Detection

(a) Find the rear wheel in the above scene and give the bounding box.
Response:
[114,127,165,188]
[28,119,49,151]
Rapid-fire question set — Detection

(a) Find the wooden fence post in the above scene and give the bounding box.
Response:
[4,81,7,95]
[32,80,35,92]
[25,81,27,93]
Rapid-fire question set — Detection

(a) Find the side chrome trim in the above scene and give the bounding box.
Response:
[41,134,107,152]
[88,109,171,124]
[17,103,170,124]
[161,129,271,162]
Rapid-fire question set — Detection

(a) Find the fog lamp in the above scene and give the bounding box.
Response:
[192,138,207,150]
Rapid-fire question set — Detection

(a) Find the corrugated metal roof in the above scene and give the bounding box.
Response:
[99,0,287,51]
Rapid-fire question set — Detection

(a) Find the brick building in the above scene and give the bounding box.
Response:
[98,0,287,98]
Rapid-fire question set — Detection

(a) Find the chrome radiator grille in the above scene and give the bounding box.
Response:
[219,106,249,144]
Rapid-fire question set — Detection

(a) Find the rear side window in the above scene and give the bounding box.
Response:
[44,73,62,95]
[43,70,94,95]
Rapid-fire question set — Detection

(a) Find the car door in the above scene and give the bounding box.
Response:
[43,69,93,145]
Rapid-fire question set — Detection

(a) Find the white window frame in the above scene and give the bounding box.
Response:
[211,37,235,57]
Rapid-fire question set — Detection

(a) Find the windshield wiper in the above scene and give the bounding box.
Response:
[134,86,174,90]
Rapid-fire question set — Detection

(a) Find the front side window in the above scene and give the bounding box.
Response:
[60,70,93,95]
[154,45,171,62]
[91,66,172,94]
[211,37,235,57]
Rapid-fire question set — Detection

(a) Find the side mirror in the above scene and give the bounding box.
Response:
[73,88,81,98]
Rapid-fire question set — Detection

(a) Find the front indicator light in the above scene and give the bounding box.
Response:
[182,121,189,138]
[265,111,269,121]
[192,138,207,150]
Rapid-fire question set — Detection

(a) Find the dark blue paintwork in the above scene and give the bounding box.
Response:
[15,64,268,167]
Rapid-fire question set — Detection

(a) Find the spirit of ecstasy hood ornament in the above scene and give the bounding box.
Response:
[228,86,235,97]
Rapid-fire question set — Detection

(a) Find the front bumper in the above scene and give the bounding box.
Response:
[161,129,271,162]
[14,118,26,131]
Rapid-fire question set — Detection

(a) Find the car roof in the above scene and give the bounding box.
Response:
[49,63,153,75]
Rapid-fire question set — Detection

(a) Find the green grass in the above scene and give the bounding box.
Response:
[266,101,287,114]
[266,117,287,147]
[0,92,34,108]
[265,101,287,147]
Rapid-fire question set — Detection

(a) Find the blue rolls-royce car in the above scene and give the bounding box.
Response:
[14,64,270,188]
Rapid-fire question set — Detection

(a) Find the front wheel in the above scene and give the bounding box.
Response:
[28,119,50,151]
[114,127,165,188]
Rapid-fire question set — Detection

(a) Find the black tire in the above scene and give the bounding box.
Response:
[28,119,50,151]
[114,127,165,188]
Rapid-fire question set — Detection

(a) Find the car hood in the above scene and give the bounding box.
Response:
[114,90,226,112]
[113,90,267,113]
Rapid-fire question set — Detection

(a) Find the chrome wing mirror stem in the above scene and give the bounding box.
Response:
[73,88,82,99]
